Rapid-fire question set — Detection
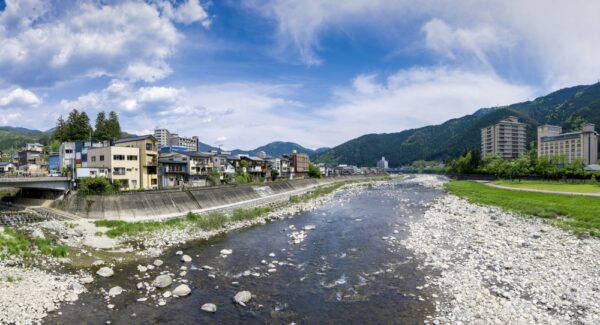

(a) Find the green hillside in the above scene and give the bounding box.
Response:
[0,127,51,152]
[313,83,600,167]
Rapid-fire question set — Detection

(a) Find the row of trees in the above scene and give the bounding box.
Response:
[448,149,592,180]
[53,110,121,143]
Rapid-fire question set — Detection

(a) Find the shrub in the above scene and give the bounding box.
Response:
[308,164,321,178]
[78,177,113,195]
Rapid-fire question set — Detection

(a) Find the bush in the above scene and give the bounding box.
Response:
[308,164,321,178]
[78,177,113,195]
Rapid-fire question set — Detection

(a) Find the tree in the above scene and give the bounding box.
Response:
[93,111,110,142]
[106,111,122,140]
[64,109,93,141]
[308,163,321,178]
[53,115,67,142]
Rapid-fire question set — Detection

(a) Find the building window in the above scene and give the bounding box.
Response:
[127,155,138,161]
[114,155,125,161]
[114,167,126,175]
[65,149,73,154]
[100,155,105,161]
[146,143,153,151]
[91,156,96,162]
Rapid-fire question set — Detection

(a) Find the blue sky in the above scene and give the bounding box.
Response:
[1,0,599,149]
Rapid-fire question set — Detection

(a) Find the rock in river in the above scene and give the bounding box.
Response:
[96,267,114,277]
[234,291,252,306]
[181,255,192,263]
[153,259,164,267]
[173,284,191,297]
[220,249,232,255]
[152,275,173,288]
[201,303,217,313]
[108,286,123,297]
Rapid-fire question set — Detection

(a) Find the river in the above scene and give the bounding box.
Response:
[45,177,444,324]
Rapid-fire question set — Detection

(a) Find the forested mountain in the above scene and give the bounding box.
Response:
[231,141,318,157]
[313,83,600,167]
[0,126,51,152]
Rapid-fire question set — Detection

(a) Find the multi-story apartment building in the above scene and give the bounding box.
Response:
[114,135,158,189]
[481,116,527,159]
[18,143,46,173]
[538,123,598,165]
[287,151,309,178]
[169,133,199,152]
[154,128,170,148]
[377,156,389,170]
[87,146,140,190]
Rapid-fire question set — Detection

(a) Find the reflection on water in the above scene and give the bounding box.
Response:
[46,178,443,324]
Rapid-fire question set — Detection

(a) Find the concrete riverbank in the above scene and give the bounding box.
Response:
[54,176,375,221]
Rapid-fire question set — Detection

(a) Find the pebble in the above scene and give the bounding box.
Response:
[153,259,164,267]
[181,255,192,263]
[152,275,173,288]
[108,286,123,297]
[220,249,232,255]
[172,284,191,297]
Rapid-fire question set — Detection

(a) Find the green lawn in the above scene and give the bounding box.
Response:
[494,180,600,194]
[446,181,600,237]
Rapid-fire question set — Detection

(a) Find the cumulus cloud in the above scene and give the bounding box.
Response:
[0,87,41,107]
[0,0,210,86]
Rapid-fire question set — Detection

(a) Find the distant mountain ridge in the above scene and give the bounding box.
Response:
[313,82,600,167]
[0,126,50,152]
[230,141,326,157]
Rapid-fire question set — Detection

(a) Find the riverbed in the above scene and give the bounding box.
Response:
[45,177,443,324]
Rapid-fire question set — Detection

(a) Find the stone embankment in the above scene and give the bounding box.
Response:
[401,175,600,324]
[55,176,373,220]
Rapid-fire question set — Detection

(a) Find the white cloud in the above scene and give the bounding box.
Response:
[320,67,534,145]
[0,0,210,86]
[252,0,600,89]
[0,87,41,107]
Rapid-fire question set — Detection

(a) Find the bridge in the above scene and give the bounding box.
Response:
[0,177,71,191]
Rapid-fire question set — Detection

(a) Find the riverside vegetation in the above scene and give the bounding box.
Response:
[447,180,600,237]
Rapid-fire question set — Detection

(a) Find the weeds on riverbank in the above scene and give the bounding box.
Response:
[95,207,273,238]
[0,228,69,258]
[446,180,600,237]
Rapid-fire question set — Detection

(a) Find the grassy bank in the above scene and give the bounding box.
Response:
[446,181,600,237]
[494,180,600,194]
[0,227,69,258]
[95,206,273,238]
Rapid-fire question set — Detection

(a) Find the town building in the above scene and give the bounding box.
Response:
[0,162,16,174]
[537,123,598,165]
[59,142,75,171]
[114,135,159,189]
[169,133,199,152]
[18,143,46,173]
[287,151,309,179]
[158,151,188,188]
[377,156,389,170]
[87,146,141,190]
[179,151,215,186]
[481,116,527,159]
[154,128,170,148]
[48,153,60,174]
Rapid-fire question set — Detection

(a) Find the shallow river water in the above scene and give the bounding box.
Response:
[46,178,444,324]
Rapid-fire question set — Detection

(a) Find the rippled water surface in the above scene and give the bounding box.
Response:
[46,178,443,324]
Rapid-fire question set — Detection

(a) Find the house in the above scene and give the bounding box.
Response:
[75,167,110,179]
[0,162,16,174]
[179,151,215,186]
[87,146,141,190]
[74,140,109,168]
[18,145,46,174]
[59,142,75,171]
[114,135,159,189]
[158,151,188,188]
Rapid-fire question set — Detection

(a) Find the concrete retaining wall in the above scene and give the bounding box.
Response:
[56,176,375,220]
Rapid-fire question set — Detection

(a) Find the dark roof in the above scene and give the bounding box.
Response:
[175,151,214,158]
[0,162,13,166]
[114,135,156,144]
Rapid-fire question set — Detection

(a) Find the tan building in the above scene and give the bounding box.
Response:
[289,151,309,178]
[481,116,527,159]
[114,135,159,189]
[538,123,598,165]
[88,146,140,190]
